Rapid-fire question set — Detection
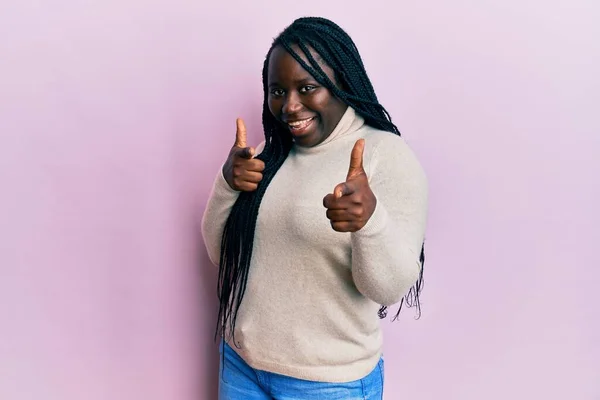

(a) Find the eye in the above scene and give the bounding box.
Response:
[300,85,317,93]
[270,88,285,97]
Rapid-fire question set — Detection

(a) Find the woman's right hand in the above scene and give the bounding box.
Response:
[222,118,265,191]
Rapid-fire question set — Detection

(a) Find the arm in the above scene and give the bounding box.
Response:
[350,137,428,306]
[201,169,241,266]
[201,139,265,266]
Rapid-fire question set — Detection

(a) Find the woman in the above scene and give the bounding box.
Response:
[202,17,428,400]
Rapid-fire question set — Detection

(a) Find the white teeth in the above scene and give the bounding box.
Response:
[288,118,313,129]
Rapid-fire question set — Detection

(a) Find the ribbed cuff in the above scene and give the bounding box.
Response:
[215,165,240,195]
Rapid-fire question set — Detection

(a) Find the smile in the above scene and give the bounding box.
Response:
[288,117,315,132]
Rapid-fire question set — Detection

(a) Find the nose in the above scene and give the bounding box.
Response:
[282,92,302,115]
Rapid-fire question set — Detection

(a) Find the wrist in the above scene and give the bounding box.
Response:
[221,163,237,192]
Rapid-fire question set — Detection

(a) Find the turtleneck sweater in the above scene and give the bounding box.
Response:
[201,107,428,382]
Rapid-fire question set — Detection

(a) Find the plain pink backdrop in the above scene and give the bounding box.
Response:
[1,1,598,399]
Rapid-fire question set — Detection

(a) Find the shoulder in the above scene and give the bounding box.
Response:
[359,126,426,179]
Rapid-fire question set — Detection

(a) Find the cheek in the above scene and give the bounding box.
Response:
[320,100,340,122]
[268,98,280,117]
[329,98,347,116]
[317,91,340,111]
[308,93,331,114]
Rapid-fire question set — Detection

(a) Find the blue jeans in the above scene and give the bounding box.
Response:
[219,340,384,400]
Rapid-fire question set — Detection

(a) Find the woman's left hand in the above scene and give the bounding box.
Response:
[323,139,377,232]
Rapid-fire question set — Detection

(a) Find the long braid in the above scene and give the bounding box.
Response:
[216,17,426,344]
[216,48,293,344]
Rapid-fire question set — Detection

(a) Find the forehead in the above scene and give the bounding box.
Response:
[267,44,335,84]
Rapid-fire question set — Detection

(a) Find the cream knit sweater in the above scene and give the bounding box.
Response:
[201,107,428,382]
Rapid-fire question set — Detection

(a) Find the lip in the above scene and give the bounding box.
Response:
[283,116,316,123]
[285,117,316,136]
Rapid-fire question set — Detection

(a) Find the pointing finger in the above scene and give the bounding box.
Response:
[334,182,354,199]
[347,139,365,180]
[235,118,247,148]
[238,146,255,159]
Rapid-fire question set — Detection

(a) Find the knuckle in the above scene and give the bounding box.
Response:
[232,167,244,178]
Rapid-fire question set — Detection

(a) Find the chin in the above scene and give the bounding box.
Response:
[293,137,312,147]
[294,132,322,147]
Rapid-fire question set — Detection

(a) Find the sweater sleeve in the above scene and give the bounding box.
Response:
[201,141,265,267]
[201,168,240,266]
[350,136,429,306]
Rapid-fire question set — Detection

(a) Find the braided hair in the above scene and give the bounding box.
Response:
[216,17,425,344]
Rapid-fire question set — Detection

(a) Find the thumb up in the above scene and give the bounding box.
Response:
[222,118,265,191]
[323,139,377,232]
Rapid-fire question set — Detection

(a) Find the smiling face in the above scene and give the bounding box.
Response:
[267,45,348,148]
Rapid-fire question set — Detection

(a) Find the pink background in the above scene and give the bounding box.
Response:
[1,1,598,399]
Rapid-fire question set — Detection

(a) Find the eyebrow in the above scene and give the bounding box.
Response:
[268,77,318,88]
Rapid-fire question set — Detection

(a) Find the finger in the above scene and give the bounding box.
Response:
[323,193,336,209]
[323,193,352,210]
[237,146,255,159]
[245,159,265,172]
[234,158,264,172]
[327,206,366,220]
[334,182,355,199]
[235,118,247,148]
[326,209,352,221]
[240,171,263,184]
[347,139,365,180]
[330,221,358,233]
[232,168,262,182]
